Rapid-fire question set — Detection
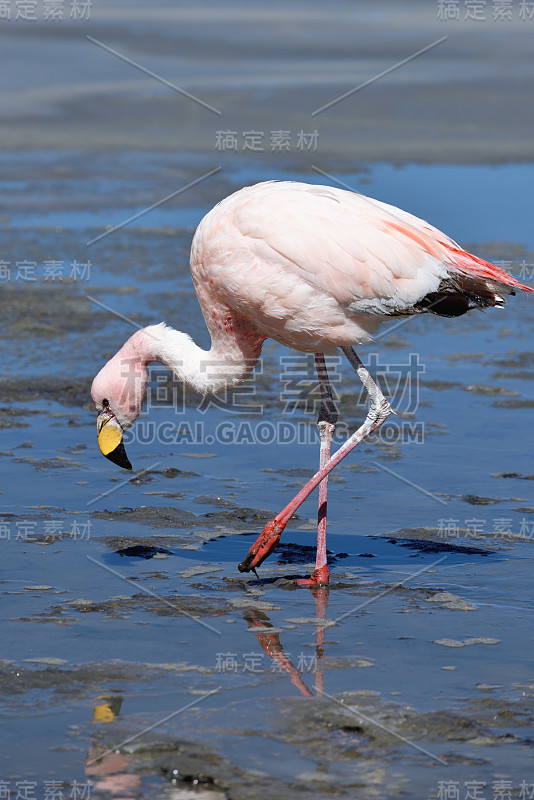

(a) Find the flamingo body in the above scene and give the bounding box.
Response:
[189,181,529,355]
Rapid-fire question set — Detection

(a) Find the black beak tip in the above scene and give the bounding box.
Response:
[104,441,132,470]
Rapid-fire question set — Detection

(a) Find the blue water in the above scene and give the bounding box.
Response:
[1,154,533,798]
[4,159,534,250]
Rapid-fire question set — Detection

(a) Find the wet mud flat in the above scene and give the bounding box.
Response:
[2,538,534,799]
[1,146,534,797]
[2,1,534,163]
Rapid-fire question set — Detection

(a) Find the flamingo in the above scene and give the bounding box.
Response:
[91,180,532,585]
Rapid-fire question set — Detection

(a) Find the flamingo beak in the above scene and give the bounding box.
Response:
[96,411,132,470]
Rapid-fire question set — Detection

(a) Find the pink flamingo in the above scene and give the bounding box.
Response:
[92,181,532,585]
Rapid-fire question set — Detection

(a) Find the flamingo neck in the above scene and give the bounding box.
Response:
[130,322,263,395]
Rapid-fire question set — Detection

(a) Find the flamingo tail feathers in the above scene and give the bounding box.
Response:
[448,247,533,294]
[412,246,533,318]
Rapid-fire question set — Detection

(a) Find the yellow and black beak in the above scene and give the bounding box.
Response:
[96,411,132,470]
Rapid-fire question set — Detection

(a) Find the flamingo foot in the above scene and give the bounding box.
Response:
[296,564,330,587]
[238,518,285,573]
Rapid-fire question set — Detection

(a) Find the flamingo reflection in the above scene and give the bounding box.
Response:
[245,584,329,697]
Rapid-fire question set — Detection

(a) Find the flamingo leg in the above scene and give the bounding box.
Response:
[238,346,393,575]
[297,354,338,586]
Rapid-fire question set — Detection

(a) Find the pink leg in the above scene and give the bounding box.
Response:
[238,347,393,574]
[297,354,337,586]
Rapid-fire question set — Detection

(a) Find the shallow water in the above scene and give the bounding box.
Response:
[1,154,534,799]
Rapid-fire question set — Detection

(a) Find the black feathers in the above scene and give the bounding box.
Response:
[412,275,515,319]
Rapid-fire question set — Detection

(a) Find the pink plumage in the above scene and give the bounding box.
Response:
[91,180,532,584]
[190,181,531,354]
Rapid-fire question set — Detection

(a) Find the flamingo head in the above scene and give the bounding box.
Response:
[91,336,150,470]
